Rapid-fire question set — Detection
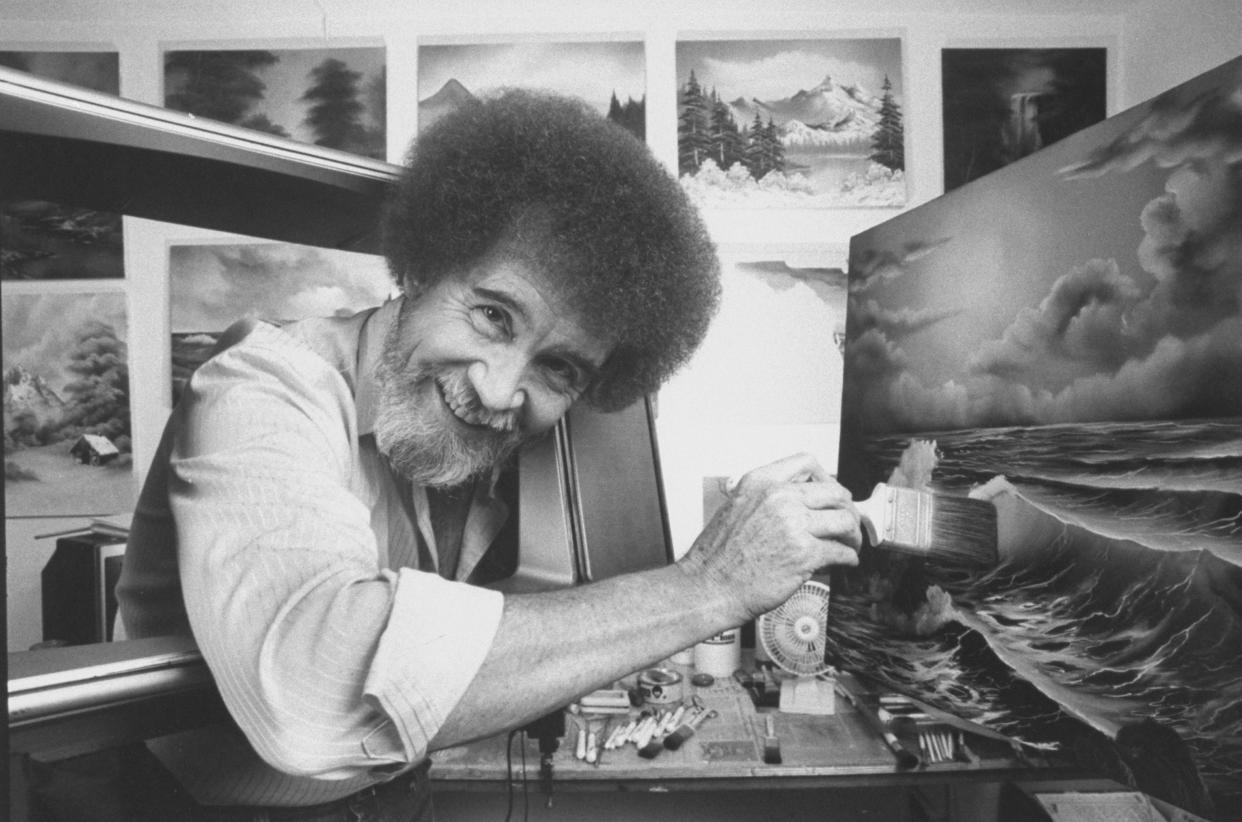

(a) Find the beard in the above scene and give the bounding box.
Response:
[373,327,526,489]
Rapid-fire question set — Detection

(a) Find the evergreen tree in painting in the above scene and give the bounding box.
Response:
[870,74,904,171]
[763,117,785,176]
[165,50,281,129]
[743,114,785,180]
[301,58,385,159]
[302,58,366,151]
[607,91,646,140]
[678,70,711,175]
[59,320,130,450]
[708,90,745,171]
[743,112,767,177]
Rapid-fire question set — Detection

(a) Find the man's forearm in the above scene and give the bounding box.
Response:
[430,561,737,749]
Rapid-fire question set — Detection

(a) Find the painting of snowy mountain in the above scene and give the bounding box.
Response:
[418,41,645,139]
[676,38,905,208]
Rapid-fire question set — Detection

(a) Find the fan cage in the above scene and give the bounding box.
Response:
[758,580,831,677]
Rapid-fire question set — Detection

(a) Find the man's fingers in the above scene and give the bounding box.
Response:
[730,452,832,492]
[795,479,854,510]
[818,540,861,567]
[805,507,863,549]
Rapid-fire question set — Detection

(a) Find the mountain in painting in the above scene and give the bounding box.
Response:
[418,78,477,129]
[731,74,882,150]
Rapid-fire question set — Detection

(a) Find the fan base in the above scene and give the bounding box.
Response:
[779,676,837,715]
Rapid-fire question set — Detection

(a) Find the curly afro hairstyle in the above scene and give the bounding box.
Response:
[382,89,721,412]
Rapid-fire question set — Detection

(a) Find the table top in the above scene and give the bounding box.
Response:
[430,666,1056,789]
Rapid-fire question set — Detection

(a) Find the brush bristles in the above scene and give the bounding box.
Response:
[928,495,998,565]
[876,485,998,566]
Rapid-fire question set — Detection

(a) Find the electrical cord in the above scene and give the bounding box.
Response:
[503,729,531,822]
[503,728,519,822]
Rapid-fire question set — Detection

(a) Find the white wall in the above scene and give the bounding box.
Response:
[3,0,1236,653]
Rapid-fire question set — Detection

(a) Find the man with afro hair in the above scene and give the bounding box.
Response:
[115,89,861,821]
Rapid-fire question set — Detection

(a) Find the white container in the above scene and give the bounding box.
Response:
[693,627,741,678]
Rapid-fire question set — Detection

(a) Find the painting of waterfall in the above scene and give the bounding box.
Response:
[838,56,1241,820]
[942,48,1106,192]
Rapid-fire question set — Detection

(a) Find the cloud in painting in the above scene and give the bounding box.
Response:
[2,292,127,394]
[1060,70,1242,180]
[170,243,394,332]
[849,238,951,293]
[846,68,1242,433]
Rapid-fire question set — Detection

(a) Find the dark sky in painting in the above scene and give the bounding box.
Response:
[942,48,1106,191]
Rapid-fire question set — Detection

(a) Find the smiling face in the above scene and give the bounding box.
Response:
[373,256,610,488]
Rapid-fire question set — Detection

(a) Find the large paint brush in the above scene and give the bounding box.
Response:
[856,483,998,567]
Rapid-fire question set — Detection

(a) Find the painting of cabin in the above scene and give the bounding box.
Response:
[836,56,1242,819]
[69,433,119,466]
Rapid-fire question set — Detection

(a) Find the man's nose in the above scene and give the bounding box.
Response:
[467,356,526,412]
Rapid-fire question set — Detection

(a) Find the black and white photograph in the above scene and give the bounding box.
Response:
[3,4,1239,822]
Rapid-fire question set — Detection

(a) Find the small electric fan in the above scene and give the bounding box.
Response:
[757,579,836,714]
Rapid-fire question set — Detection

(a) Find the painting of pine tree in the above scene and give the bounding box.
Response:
[676,38,906,208]
[163,47,386,159]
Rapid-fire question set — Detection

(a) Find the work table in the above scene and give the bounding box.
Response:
[429,664,1057,792]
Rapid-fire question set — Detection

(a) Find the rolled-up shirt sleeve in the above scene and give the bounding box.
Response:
[171,324,503,779]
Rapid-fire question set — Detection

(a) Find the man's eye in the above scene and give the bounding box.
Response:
[543,359,582,391]
[473,305,511,335]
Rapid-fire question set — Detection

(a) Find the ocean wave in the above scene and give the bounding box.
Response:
[1002,480,1242,561]
[995,457,1242,495]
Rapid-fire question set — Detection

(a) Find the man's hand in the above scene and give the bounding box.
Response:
[678,453,861,622]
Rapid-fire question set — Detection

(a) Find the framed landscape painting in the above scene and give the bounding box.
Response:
[169,242,396,402]
[163,46,386,159]
[1,50,124,281]
[3,290,135,517]
[676,37,906,208]
[942,47,1107,192]
[418,40,646,139]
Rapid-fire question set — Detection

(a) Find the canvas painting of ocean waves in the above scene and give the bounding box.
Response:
[838,56,1242,820]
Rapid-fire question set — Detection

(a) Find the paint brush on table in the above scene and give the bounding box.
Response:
[762,714,782,765]
[834,678,921,769]
[663,708,718,751]
[856,483,998,567]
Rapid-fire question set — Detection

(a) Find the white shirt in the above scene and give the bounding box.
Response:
[117,298,506,806]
